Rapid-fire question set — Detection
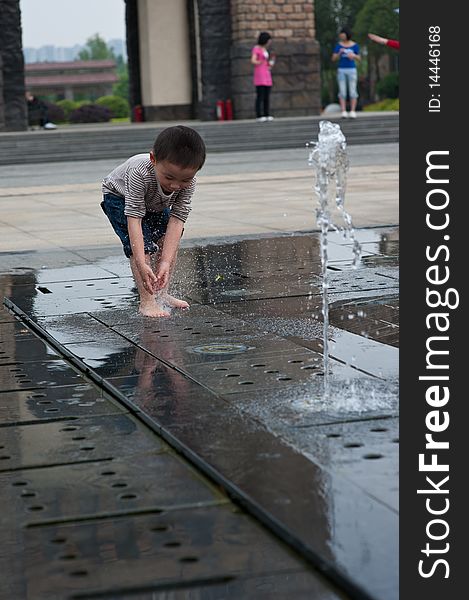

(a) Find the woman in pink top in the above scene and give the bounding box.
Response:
[251,31,274,122]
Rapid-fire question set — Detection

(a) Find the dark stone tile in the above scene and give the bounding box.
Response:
[285,418,399,511]
[31,277,135,300]
[36,314,121,344]
[0,414,164,472]
[34,264,122,284]
[0,359,83,392]
[0,451,225,525]
[138,392,398,600]
[75,570,345,600]
[0,384,127,424]
[13,506,343,600]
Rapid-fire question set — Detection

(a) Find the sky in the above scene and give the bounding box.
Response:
[20,0,126,47]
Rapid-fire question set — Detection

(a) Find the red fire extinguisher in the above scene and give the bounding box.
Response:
[216,100,225,121]
[133,104,143,122]
[225,98,233,120]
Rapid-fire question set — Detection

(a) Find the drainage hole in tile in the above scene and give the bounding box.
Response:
[100,470,116,476]
[183,327,193,331]
[69,570,88,578]
[265,370,279,374]
[111,482,128,488]
[344,443,363,448]
[50,537,67,545]
[363,453,383,460]
[370,427,389,432]
[180,556,199,563]
[37,400,52,405]
[80,446,95,452]
[239,381,254,385]
[0,456,11,461]
[225,373,240,378]
[45,408,59,413]
[251,364,266,368]
[392,438,399,443]
[119,493,138,500]
[278,377,292,381]
[212,324,222,328]
[61,426,79,431]
[21,491,37,498]
[213,367,228,371]
[30,393,46,398]
[72,436,87,441]
[288,360,303,364]
[28,505,45,512]
[59,554,77,561]
[326,433,341,438]
[150,525,169,532]
[12,481,28,487]
[164,541,181,548]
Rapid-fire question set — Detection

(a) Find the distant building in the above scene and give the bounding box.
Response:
[24,60,119,101]
[23,41,126,65]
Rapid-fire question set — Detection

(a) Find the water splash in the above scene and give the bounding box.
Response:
[307,120,362,393]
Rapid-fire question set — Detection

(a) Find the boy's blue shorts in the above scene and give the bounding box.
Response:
[101,193,170,258]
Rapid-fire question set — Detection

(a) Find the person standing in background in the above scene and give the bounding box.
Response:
[332,27,361,118]
[251,31,274,122]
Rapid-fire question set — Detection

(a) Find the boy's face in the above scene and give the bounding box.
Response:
[150,153,198,194]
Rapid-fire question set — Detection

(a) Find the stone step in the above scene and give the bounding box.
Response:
[0,114,398,164]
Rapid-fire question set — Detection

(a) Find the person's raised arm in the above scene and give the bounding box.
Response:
[368,33,388,46]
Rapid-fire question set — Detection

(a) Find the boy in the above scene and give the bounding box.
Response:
[101,125,206,317]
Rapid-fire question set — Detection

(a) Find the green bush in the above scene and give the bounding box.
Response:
[56,99,79,120]
[96,95,130,118]
[376,72,399,99]
[363,98,399,111]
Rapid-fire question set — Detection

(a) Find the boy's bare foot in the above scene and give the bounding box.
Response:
[160,293,190,310]
[139,299,170,318]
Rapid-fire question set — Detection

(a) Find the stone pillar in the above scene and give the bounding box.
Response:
[230,0,321,119]
[0,0,27,131]
[137,0,192,120]
[125,0,142,120]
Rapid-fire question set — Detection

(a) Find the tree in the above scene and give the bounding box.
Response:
[354,0,399,94]
[315,0,367,105]
[113,54,129,101]
[78,34,115,61]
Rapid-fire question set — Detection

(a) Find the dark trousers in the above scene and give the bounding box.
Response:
[255,85,271,118]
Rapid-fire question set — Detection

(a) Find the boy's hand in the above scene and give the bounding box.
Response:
[138,262,158,294]
[155,260,171,290]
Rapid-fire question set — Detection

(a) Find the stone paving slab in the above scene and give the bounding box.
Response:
[0,385,126,425]
[6,506,345,600]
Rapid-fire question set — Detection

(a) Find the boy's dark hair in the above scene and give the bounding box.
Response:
[152,125,206,170]
[257,31,271,46]
[340,27,352,40]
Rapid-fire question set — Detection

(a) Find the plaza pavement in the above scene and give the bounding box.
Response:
[0,143,398,255]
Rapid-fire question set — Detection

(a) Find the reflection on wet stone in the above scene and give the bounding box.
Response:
[2,228,399,600]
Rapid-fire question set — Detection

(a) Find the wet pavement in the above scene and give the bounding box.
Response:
[1,227,399,600]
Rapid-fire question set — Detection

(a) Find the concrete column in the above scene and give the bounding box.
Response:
[137,0,192,120]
